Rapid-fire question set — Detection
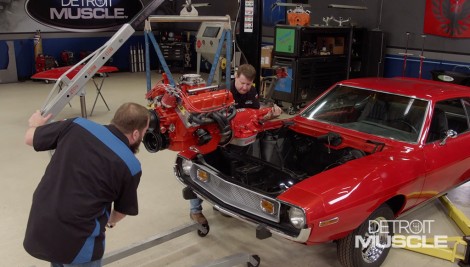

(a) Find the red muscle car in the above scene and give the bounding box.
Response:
[174,77,470,267]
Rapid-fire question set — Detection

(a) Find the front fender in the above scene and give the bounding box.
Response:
[278,151,426,243]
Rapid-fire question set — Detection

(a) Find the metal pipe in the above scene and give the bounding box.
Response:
[102,222,202,265]
[145,28,151,92]
[226,27,232,90]
[187,85,220,93]
[377,0,384,30]
[80,96,87,118]
[148,15,230,23]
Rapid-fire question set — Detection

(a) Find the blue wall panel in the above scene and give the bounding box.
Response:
[384,54,470,82]
[13,34,158,80]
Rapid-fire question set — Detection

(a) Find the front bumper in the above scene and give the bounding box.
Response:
[174,159,312,243]
[212,203,312,243]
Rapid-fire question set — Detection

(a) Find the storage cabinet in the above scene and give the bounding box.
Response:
[272,56,348,104]
[158,42,190,72]
[274,26,351,58]
[271,25,384,108]
[349,29,386,78]
[349,28,367,79]
[160,42,185,61]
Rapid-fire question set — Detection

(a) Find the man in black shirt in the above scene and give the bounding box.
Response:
[190,64,282,224]
[230,64,261,109]
[230,64,282,118]
[24,102,150,267]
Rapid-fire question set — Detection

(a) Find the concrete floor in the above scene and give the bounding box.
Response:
[1,72,469,267]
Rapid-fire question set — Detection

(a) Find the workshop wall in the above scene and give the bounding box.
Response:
[0,0,238,80]
[3,0,470,81]
[305,0,470,79]
[379,0,470,79]
[262,0,380,40]
[265,0,470,80]
[153,0,239,32]
[303,0,470,55]
[8,33,156,80]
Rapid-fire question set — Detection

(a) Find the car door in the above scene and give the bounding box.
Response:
[421,98,470,202]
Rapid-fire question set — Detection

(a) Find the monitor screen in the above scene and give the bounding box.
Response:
[275,27,296,54]
[203,27,221,38]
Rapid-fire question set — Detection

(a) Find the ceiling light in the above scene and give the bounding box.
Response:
[328,4,368,10]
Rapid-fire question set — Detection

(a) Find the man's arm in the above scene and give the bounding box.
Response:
[25,110,52,146]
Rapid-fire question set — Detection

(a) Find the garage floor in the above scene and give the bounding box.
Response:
[1,72,469,267]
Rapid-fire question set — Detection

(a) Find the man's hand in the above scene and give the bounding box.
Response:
[28,110,52,128]
[263,104,283,120]
[25,110,52,146]
[271,104,282,117]
[106,210,127,229]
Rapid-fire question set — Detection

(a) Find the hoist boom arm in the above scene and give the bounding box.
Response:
[40,0,166,121]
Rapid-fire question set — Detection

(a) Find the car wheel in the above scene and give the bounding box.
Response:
[337,204,395,267]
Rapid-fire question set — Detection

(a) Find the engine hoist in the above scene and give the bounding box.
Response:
[38,0,263,266]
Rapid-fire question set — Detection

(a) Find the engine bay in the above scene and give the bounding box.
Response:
[200,128,367,197]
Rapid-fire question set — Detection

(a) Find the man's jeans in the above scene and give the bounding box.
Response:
[190,197,203,214]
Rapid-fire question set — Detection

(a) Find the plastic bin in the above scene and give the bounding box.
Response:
[430,69,470,86]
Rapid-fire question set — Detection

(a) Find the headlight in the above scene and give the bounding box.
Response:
[288,206,306,229]
[181,159,193,176]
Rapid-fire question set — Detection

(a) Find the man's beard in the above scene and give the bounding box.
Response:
[130,139,142,154]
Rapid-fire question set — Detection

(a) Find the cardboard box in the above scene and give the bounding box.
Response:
[261,45,273,68]
[333,37,345,55]
[316,37,345,55]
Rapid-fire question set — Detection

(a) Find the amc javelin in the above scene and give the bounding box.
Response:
[174,77,470,267]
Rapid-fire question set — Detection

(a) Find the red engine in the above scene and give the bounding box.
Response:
[143,74,275,154]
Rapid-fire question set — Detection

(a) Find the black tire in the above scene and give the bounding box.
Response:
[337,204,395,267]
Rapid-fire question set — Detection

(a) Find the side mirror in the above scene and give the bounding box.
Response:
[440,129,457,146]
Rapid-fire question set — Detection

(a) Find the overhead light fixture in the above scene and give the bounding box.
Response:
[272,1,311,10]
[275,3,311,8]
[328,4,368,10]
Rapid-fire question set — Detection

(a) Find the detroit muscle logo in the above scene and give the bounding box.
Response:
[25,0,144,31]
[51,0,126,20]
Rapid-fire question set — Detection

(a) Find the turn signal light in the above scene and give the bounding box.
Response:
[319,217,339,227]
[260,199,275,215]
[196,169,210,182]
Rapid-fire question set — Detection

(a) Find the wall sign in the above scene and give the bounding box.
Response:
[424,0,470,38]
[244,0,254,33]
[25,0,144,32]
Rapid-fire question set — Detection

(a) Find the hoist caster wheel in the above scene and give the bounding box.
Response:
[288,105,300,115]
[247,255,260,267]
[197,223,210,237]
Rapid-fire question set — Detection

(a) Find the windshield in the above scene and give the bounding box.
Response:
[300,85,429,143]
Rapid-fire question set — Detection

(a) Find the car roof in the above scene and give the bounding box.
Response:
[338,77,470,101]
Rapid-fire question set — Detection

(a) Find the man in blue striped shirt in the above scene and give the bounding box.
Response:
[24,102,149,267]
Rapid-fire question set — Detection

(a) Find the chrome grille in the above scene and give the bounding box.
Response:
[190,164,281,222]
